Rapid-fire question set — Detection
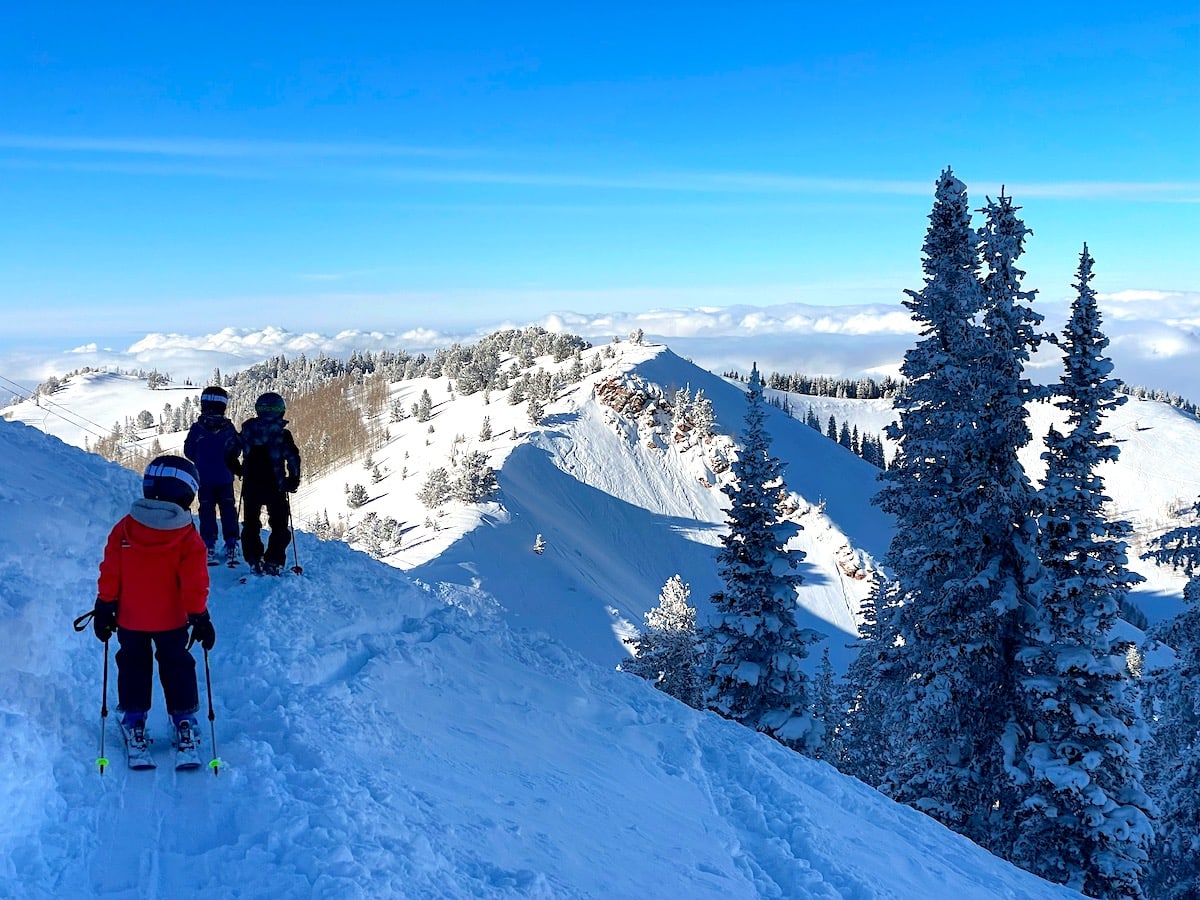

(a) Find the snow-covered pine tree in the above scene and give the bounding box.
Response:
[810,648,840,763]
[623,575,703,708]
[417,467,451,508]
[452,450,497,503]
[414,389,433,422]
[691,390,715,438]
[1014,244,1152,897]
[840,577,904,788]
[706,364,821,754]
[1142,503,1200,899]
[527,397,545,425]
[873,172,1041,853]
[837,421,852,449]
[672,386,691,425]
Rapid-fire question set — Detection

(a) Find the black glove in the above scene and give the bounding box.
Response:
[285,474,300,493]
[93,599,118,642]
[187,611,216,651]
[229,459,243,477]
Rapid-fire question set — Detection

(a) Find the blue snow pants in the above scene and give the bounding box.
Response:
[197,482,239,549]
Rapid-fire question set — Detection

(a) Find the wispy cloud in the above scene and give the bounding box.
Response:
[371,167,935,195]
[296,269,390,283]
[2,133,1196,201]
[373,168,1200,201]
[0,134,466,159]
[995,182,1200,202]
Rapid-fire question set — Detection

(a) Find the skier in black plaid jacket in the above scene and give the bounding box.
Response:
[227,391,301,576]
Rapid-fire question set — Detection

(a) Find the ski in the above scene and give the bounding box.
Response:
[174,719,203,771]
[239,570,300,584]
[238,561,300,583]
[175,747,202,770]
[118,719,157,770]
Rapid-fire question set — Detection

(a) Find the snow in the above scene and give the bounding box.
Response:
[767,385,1200,630]
[3,342,891,678]
[5,337,1194,650]
[0,379,1087,896]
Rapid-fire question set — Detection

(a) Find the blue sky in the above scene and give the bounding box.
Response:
[0,2,1197,357]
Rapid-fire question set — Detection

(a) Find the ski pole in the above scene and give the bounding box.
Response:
[98,638,111,774]
[202,647,223,776]
[73,608,111,774]
[287,503,304,575]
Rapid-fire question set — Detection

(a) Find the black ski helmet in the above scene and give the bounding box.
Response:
[143,455,200,509]
[200,385,229,415]
[255,391,286,417]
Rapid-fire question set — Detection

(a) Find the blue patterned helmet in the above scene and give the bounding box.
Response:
[200,385,229,415]
[143,455,199,509]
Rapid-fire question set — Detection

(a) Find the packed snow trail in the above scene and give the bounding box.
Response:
[1,418,1083,898]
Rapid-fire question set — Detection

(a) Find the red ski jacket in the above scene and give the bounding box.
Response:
[97,499,210,632]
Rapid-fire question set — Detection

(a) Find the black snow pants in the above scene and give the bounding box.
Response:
[116,626,199,719]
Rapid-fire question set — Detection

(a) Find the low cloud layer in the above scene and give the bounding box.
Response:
[3,295,1199,405]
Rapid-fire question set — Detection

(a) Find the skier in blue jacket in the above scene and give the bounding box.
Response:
[183,385,241,565]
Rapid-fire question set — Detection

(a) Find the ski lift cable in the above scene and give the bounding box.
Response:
[0,372,117,441]
[0,371,203,467]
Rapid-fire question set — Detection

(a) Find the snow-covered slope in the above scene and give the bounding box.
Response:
[5,335,1195,658]
[406,347,891,672]
[789,387,1200,628]
[0,416,1084,898]
[2,341,891,675]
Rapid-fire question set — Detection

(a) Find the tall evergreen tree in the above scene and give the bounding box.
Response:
[872,171,1042,852]
[706,365,821,753]
[623,575,702,708]
[840,577,904,788]
[837,421,852,449]
[1142,504,1200,899]
[1015,245,1152,897]
[414,389,433,422]
[810,647,841,763]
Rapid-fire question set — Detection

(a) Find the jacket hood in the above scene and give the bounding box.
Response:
[129,497,195,531]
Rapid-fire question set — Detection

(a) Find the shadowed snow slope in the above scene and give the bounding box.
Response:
[0,417,1084,898]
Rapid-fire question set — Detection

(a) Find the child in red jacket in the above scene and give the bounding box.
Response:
[91,455,216,754]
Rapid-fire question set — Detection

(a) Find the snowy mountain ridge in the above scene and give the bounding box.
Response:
[3,339,892,675]
[1,380,1085,898]
[5,334,1194,654]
